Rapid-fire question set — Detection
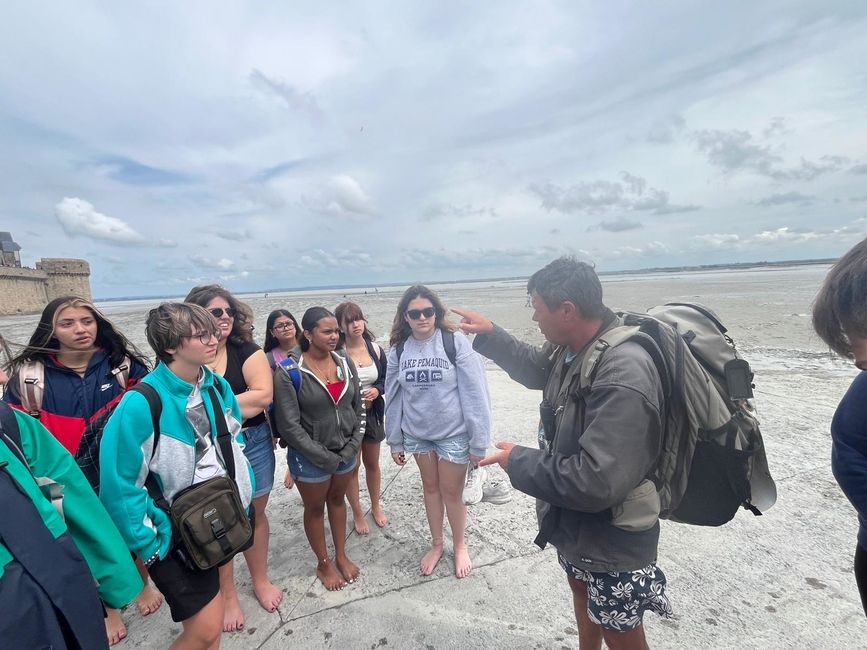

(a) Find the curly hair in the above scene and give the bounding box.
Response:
[183,284,247,346]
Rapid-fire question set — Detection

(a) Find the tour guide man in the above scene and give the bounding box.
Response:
[453,256,672,650]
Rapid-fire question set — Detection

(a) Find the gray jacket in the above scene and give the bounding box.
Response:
[271,351,365,474]
[473,314,664,572]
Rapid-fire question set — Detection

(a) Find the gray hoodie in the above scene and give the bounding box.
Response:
[385,328,491,458]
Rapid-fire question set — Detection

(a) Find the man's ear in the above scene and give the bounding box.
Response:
[561,300,581,320]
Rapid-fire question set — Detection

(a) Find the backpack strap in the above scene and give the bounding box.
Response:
[129,383,163,459]
[578,325,640,392]
[205,387,237,480]
[18,360,45,417]
[395,330,458,366]
[110,356,132,390]
[276,357,302,393]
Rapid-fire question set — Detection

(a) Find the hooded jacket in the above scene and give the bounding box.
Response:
[473,315,664,573]
[98,362,254,563]
[271,351,365,474]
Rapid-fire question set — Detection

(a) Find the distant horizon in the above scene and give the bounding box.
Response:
[94,256,836,303]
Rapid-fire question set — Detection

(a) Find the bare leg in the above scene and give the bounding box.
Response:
[170,591,224,650]
[296,479,346,590]
[568,576,603,650]
[243,494,283,612]
[104,607,127,646]
[602,624,651,650]
[345,449,370,534]
[134,557,163,616]
[437,458,472,578]
[363,441,387,527]
[218,561,244,632]
[327,471,360,583]
[414,452,444,575]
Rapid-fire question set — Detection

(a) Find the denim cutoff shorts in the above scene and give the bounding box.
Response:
[403,432,470,465]
[287,447,357,484]
[242,420,276,498]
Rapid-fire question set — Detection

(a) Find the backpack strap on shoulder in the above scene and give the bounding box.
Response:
[205,387,236,479]
[18,360,45,417]
[578,325,640,392]
[277,357,302,393]
[443,329,457,366]
[111,356,132,390]
[129,383,163,460]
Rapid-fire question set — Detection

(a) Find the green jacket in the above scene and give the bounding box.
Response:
[0,410,142,608]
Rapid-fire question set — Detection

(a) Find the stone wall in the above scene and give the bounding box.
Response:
[0,267,50,315]
[37,258,92,302]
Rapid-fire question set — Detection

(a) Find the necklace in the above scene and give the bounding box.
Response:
[346,341,371,367]
[307,355,338,383]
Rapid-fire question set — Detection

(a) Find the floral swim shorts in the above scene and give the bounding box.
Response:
[559,553,674,632]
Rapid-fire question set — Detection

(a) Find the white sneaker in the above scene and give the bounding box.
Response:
[482,479,513,505]
[462,465,486,505]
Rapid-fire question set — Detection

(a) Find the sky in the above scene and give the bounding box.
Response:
[1,1,866,298]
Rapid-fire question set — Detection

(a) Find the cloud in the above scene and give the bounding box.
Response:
[88,156,193,186]
[646,114,686,144]
[589,217,643,232]
[690,219,867,252]
[421,203,498,221]
[530,172,698,216]
[302,174,374,218]
[190,254,235,270]
[753,192,815,207]
[851,163,867,175]
[692,127,848,180]
[849,195,867,203]
[762,116,792,139]
[249,68,324,124]
[54,197,147,245]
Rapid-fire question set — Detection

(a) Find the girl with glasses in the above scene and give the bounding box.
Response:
[385,285,491,579]
[271,307,365,590]
[2,295,159,645]
[263,309,301,370]
[335,301,389,533]
[184,285,280,632]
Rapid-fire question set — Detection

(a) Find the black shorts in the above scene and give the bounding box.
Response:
[147,548,219,623]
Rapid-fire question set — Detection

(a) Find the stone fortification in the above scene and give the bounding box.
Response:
[0,258,92,315]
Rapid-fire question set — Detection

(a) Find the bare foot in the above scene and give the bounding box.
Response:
[253,579,284,613]
[283,471,294,490]
[454,544,472,579]
[371,507,388,528]
[335,554,360,584]
[420,542,444,576]
[353,510,370,535]
[316,558,347,591]
[135,582,163,616]
[222,591,245,632]
[105,608,127,646]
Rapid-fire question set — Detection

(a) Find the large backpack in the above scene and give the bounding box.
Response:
[17,357,131,417]
[579,302,777,526]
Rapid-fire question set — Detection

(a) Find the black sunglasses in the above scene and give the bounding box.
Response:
[209,307,237,319]
[406,307,436,320]
[272,322,295,331]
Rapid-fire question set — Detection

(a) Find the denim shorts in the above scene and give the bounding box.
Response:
[559,554,673,632]
[287,447,357,484]
[242,420,276,498]
[403,432,470,465]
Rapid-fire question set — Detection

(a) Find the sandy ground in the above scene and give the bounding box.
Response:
[117,363,867,649]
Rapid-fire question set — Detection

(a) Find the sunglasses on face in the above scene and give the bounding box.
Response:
[272,322,295,331]
[406,307,436,320]
[209,307,237,319]
[187,330,222,345]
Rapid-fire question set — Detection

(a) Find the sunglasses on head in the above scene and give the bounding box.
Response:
[209,307,237,319]
[406,307,436,320]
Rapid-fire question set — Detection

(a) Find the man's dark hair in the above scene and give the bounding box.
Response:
[813,236,867,358]
[527,256,605,319]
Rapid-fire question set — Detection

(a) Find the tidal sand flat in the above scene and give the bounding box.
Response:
[1,263,864,649]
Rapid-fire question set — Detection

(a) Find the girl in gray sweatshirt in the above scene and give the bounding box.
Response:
[385,285,491,580]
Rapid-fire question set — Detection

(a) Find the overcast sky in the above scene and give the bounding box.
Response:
[2,2,866,298]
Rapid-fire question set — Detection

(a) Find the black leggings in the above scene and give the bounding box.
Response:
[855,544,867,616]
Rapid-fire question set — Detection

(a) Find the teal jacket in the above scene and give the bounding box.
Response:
[99,362,255,562]
[0,409,142,608]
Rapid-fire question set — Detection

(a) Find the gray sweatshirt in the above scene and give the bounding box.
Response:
[385,328,491,458]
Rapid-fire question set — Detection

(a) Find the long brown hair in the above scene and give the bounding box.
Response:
[389,284,456,347]
[184,284,247,346]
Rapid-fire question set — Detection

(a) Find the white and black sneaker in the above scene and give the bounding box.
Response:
[481,479,513,505]
[462,465,486,505]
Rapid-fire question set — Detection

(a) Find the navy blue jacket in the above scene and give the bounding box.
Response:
[831,371,867,549]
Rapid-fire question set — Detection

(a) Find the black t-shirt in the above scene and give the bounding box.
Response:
[223,340,266,428]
